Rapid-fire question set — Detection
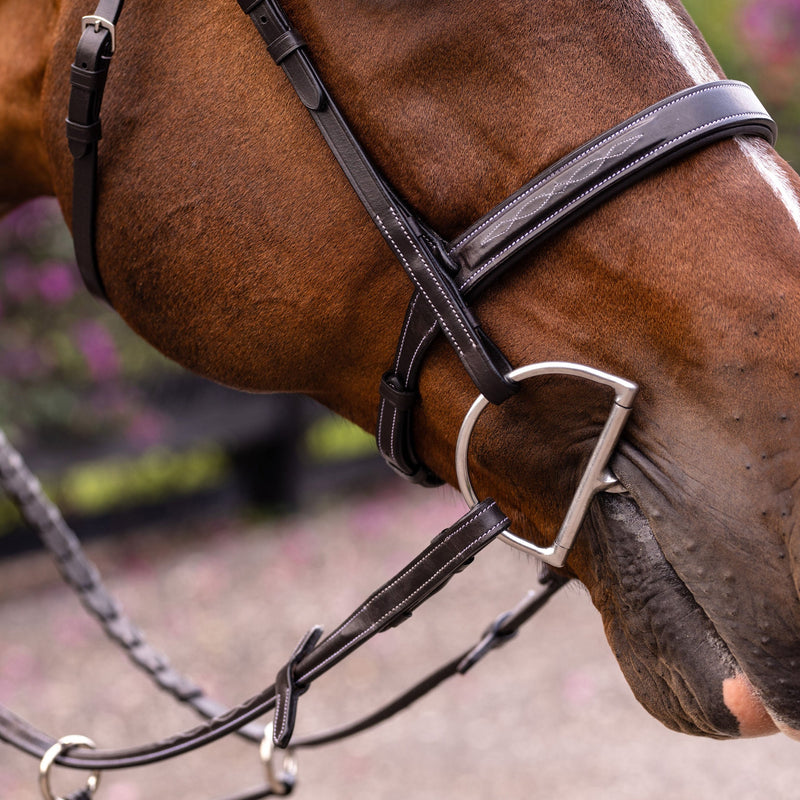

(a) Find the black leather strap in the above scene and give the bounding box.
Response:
[375,80,776,484]
[291,568,568,749]
[0,419,570,800]
[450,81,777,292]
[273,626,323,748]
[66,0,126,301]
[48,1,778,789]
[377,297,441,485]
[0,495,510,770]
[236,0,517,407]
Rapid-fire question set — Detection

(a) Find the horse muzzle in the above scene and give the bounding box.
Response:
[592,449,800,741]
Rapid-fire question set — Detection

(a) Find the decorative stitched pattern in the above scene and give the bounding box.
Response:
[448,82,763,254]
[458,110,770,292]
[477,134,645,247]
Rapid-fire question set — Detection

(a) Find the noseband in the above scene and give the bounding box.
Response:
[1,0,777,796]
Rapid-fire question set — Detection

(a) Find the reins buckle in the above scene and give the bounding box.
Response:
[82,15,116,53]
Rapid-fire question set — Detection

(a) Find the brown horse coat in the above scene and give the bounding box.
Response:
[3,0,800,741]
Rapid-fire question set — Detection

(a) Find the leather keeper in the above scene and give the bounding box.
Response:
[66,119,102,145]
[385,455,439,486]
[268,29,305,64]
[70,64,107,92]
[273,626,323,749]
[282,56,325,111]
[379,373,416,412]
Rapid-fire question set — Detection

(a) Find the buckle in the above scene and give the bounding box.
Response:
[82,15,116,53]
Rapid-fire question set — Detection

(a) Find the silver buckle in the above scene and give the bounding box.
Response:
[455,361,638,568]
[82,15,116,53]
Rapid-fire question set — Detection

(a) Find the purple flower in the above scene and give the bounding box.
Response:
[73,320,120,380]
[740,0,800,62]
[125,410,166,448]
[0,198,60,241]
[37,260,77,305]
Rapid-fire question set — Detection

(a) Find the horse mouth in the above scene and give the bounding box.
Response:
[589,489,795,740]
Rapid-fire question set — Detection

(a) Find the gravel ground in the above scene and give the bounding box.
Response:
[1,481,798,800]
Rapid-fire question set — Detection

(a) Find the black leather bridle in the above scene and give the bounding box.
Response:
[1,0,777,797]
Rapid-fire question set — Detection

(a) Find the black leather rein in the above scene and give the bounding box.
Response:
[1,0,778,795]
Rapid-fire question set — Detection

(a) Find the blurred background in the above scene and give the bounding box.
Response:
[2,1,800,798]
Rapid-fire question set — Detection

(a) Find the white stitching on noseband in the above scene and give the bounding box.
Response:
[641,0,800,236]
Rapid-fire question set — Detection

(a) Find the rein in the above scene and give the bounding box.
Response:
[2,0,778,796]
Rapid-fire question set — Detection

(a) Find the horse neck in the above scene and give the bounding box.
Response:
[286,0,711,237]
[0,0,57,215]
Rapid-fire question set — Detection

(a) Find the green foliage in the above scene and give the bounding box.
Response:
[0,446,229,536]
[684,0,800,165]
[58,446,228,515]
[304,415,377,463]
[0,199,176,450]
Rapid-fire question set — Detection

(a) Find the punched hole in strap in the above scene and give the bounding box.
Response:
[273,625,324,749]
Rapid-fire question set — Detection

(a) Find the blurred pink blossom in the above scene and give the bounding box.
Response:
[73,319,121,380]
[0,346,47,380]
[740,0,800,63]
[37,260,77,305]
[125,410,166,448]
[0,198,59,240]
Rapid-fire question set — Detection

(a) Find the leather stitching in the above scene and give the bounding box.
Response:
[393,293,421,373]
[375,211,470,358]
[449,82,754,250]
[459,110,768,291]
[478,134,644,246]
[301,507,504,682]
[407,323,438,380]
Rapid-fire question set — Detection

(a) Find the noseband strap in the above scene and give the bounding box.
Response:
[375,81,776,484]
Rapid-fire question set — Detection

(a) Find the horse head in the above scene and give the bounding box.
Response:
[5,0,800,743]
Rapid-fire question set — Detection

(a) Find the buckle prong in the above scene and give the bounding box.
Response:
[82,15,116,53]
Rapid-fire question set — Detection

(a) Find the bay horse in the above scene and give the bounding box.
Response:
[3,0,800,749]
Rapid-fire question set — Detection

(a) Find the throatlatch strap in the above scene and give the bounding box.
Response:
[66,0,126,302]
